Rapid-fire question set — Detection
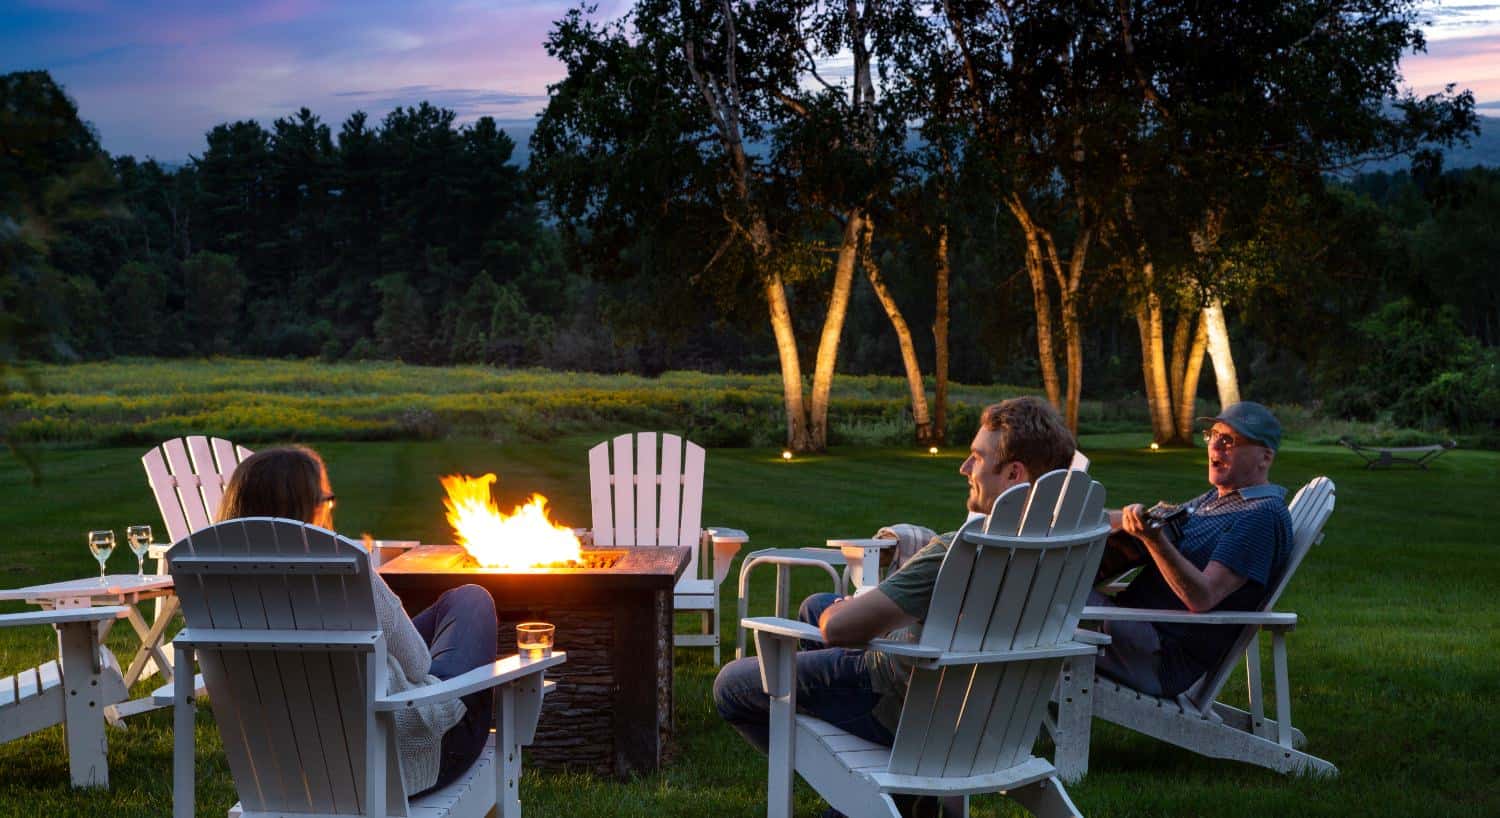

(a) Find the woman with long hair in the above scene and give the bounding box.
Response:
[217,446,498,796]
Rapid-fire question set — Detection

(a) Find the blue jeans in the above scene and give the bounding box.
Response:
[411,584,498,793]
[713,592,893,754]
[1086,590,1165,696]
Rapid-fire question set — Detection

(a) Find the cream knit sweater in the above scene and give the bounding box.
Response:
[370,573,467,794]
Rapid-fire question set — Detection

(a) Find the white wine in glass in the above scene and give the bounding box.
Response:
[126,524,153,577]
[87,529,115,584]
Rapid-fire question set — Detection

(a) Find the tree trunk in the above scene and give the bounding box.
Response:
[1202,299,1240,409]
[1054,228,1091,433]
[1061,298,1082,432]
[1169,312,1191,402]
[808,210,865,451]
[933,221,951,444]
[1135,268,1176,444]
[860,221,933,444]
[765,273,811,451]
[1172,311,1209,441]
[1007,197,1062,409]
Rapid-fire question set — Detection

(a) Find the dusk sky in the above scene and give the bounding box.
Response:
[2,0,1497,162]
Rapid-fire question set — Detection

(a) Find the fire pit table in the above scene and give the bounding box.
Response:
[378,543,690,778]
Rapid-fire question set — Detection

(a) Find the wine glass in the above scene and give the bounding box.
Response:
[126,524,153,578]
[87,529,115,584]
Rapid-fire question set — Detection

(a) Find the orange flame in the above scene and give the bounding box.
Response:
[440,473,582,568]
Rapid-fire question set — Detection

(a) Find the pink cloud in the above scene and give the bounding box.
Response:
[1404,33,1500,102]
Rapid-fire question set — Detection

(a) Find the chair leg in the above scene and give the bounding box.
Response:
[1051,654,1094,783]
[497,685,523,818]
[172,645,196,818]
[1007,775,1082,818]
[757,633,798,818]
[710,610,721,667]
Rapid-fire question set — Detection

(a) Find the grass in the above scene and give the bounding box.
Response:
[1,433,1497,816]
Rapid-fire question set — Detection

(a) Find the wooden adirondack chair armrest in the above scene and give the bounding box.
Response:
[0,607,127,628]
[374,652,567,712]
[1081,606,1297,630]
[705,527,749,584]
[867,639,1099,667]
[173,627,385,650]
[1072,628,1112,647]
[865,638,942,659]
[825,537,898,550]
[741,616,824,644]
[706,526,749,544]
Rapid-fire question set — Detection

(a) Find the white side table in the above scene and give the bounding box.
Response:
[0,573,179,723]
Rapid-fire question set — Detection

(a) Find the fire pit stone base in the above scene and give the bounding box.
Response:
[378,544,688,778]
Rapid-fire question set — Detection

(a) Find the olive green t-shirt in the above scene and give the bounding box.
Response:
[866,530,956,730]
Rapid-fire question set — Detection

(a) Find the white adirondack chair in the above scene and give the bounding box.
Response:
[734,450,1093,660]
[143,436,255,546]
[132,436,254,713]
[0,606,129,787]
[1050,476,1338,780]
[587,432,748,665]
[743,469,1110,818]
[167,518,564,818]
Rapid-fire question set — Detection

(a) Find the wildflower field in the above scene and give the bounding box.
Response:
[2,358,1447,452]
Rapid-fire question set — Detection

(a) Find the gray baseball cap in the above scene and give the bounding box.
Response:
[1197,401,1281,452]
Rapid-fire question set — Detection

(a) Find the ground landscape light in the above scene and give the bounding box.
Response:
[782,450,793,460]
[929,446,939,455]
[1150,442,1161,451]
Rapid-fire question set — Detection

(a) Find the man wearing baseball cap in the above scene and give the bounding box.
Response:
[1088,401,1295,698]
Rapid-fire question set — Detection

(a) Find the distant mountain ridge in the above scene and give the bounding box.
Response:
[153,115,1497,173]
[1350,113,1500,173]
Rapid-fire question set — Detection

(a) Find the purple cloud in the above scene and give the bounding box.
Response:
[1,0,1495,160]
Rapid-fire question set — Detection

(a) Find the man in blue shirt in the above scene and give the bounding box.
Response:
[1091,401,1295,697]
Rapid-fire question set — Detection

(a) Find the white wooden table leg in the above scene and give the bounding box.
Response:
[173,644,196,818]
[152,553,170,624]
[757,632,797,818]
[122,603,175,686]
[57,620,109,788]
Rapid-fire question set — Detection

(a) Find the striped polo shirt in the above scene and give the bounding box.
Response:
[1116,483,1293,695]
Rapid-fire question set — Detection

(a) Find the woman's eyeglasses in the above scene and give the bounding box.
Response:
[321,494,337,508]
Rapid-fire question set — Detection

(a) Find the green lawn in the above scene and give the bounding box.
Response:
[1,436,1496,816]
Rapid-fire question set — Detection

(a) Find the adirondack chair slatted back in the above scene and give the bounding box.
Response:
[169,518,403,816]
[1182,476,1336,712]
[143,436,254,543]
[888,469,1108,779]
[589,433,706,572]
